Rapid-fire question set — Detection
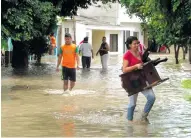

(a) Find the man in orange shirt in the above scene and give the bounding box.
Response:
[50,33,56,55]
[56,33,80,92]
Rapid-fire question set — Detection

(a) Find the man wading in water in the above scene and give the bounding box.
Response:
[56,33,80,93]
[79,37,94,70]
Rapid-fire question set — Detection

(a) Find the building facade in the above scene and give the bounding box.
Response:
[58,2,147,55]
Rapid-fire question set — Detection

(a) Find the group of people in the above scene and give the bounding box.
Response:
[78,36,110,70]
[56,33,110,91]
[56,33,155,123]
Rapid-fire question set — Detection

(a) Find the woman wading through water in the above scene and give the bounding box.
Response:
[96,37,110,70]
[122,36,156,123]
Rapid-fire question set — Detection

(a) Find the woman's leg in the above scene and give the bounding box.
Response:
[141,89,156,120]
[101,55,104,68]
[127,93,138,121]
[102,54,108,69]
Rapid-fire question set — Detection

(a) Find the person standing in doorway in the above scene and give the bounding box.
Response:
[56,33,80,92]
[96,37,110,70]
[79,37,94,70]
[49,33,57,55]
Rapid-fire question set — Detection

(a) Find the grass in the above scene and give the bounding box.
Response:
[182,79,191,102]
[181,79,191,89]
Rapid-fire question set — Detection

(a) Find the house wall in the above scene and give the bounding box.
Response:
[77,2,118,24]
[75,23,86,45]
[121,22,144,45]
[61,21,144,54]
[87,23,144,50]
[77,2,142,25]
[61,21,75,45]
[75,23,93,46]
[105,30,123,54]
[92,30,105,55]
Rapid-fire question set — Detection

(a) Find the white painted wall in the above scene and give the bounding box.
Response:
[61,21,74,45]
[105,30,123,54]
[75,23,93,46]
[78,2,142,25]
[86,29,92,45]
[75,22,86,45]
[77,2,118,24]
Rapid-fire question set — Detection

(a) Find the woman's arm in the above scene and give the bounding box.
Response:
[122,60,142,73]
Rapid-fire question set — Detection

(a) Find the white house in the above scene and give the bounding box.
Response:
[58,2,147,55]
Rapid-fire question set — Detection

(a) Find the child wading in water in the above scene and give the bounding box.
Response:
[122,36,156,123]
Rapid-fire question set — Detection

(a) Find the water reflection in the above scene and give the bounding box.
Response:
[62,121,75,137]
[125,123,149,137]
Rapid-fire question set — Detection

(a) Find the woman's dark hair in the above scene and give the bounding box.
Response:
[83,37,88,43]
[125,36,138,49]
[102,36,106,40]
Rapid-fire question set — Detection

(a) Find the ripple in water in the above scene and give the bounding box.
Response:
[45,89,96,96]
[53,112,121,125]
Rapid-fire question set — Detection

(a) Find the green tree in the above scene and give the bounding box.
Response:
[1,0,118,68]
[121,0,191,64]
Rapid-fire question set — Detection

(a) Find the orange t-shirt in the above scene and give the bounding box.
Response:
[50,36,56,47]
[60,44,78,68]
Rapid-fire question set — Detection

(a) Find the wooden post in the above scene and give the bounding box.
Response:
[182,46,186,60]
[174,44,180,64]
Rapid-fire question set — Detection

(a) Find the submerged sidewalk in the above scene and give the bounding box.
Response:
[181,62,191,71]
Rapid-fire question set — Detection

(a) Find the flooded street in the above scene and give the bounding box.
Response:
[1,54,191,137]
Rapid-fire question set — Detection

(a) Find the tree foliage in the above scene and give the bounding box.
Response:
[1,0,118,67]
[121,0,191,47]
[2,0,57,41]
[2,0,118,41]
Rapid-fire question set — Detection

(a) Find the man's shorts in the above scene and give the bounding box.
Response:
[62,66,76,82]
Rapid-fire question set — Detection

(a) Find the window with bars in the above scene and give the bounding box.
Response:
[65,28,69,33]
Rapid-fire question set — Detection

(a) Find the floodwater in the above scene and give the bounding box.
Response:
[1,54,191,137]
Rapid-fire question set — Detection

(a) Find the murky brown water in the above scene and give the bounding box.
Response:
[1,54,191,137]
